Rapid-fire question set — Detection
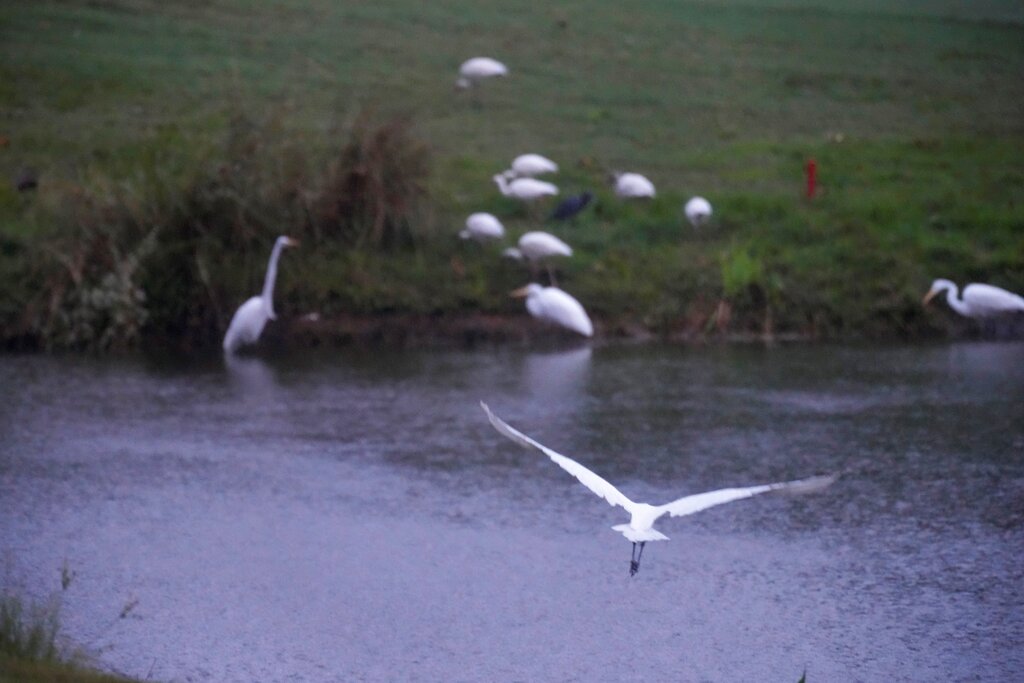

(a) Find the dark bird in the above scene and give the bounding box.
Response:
[15,168,38,193]
[549,191,593,221]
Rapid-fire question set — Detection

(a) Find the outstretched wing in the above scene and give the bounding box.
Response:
[480,402,635,511]
[658,474,837,518]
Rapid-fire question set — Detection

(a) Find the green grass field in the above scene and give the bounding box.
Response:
[1,0,1022,347]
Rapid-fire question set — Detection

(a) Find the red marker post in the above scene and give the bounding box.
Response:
[806,158,817,199]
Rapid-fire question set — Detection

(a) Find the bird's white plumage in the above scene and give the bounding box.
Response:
[613,172,656,199]
[494,174,559,201]
[481,402,837,543]
[517,231,572,260]
[460,212,505,241]
[511,154,558,177]
[924,279,1024,318]
[456,57,508,88]
[482,402,633,510]
[684,196,713,228]
[222,236,298,354]
[514,284,593,337]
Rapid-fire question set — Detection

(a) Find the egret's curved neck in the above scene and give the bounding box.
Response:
[943,284,970,316]
[261,241,286,317]
[494,175,510,196]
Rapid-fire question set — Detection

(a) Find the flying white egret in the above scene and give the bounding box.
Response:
[923,279,1024,318]
[511,284,593,337]
[510,154,559,177]
[503,231,573,284]
[480,402,836,576]
[456,57,508,89]
[684,196,713,228]
[460,212,505,242]
[222,236,299,354]
[613,172,656,199]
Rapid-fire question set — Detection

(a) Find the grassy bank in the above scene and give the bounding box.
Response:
[1,0,1022,349]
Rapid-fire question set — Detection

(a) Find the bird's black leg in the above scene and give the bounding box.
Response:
[546,263,559,288]
[629,542,640,577]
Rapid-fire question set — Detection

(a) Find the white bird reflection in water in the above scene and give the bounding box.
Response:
[522,346,592,400]
[224,354,278,399]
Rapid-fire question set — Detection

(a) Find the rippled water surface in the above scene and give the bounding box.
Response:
[2,342,1023,682]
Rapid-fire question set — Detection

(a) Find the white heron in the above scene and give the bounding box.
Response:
[510,154,559,177]
[923,279,1024,318]
[613,172,655,199]
[684,196,713,228]
[511,284,593,337]
[503,231,573,284]
[222,235,299,354]
[456,57,508,89]
[460,212,505,242]
[494,172,559,202]
[481,402,836,576]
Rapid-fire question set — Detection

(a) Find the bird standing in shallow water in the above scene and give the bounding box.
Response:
[481,403,837,576]
[923,279,1024,318]
[223,236,299,354]
[511,284,593,337]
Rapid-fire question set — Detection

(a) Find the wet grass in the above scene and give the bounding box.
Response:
[1,0,1022,347]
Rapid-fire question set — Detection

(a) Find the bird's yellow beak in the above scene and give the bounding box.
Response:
[922,288,938,305]
[284,237,301,248]
[510,287,531,298]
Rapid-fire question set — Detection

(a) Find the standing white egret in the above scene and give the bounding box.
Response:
[503,231,573,284]
[460,212,505,242]
[510,154,559,177]
[613,172,655,199]
[511,284,593,337]
[222,236,300,354]
[494,173,559,202]
[481,403,836,576]
[684,196,713,228]
[456,57,508,89]
[923,279,1024,318]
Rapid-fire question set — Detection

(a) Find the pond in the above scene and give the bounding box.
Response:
[2,342,1022,681]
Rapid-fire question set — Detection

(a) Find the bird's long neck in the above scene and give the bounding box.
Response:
[261,241,285,318]
[494,175,510,196]
[944,284,970,316]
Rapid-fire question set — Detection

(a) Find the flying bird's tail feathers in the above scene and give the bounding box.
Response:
[613,524,669,543]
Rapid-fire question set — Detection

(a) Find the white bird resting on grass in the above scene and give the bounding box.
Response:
[684,196,713,228]
[511,284,593,337]
[222,235,299,354]
[460,212,505,242]
[480,402,837,576]
[923,279,1024,318]
[612,171,656,199]
[455,57,508,89]
[509,154,559,177]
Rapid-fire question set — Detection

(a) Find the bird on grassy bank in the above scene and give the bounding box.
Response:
[511,284,593,337]
[223,236,299,354]
[923,279,1024,318]
[684,196,713,229]
[460,212,505,242]
[503,231,573,284]
[550,191,594,221]
[455,57,508,90]
[494,172,559,203]
[480,402,837,576]
[510,154,559,177]
[612,172,655,199]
